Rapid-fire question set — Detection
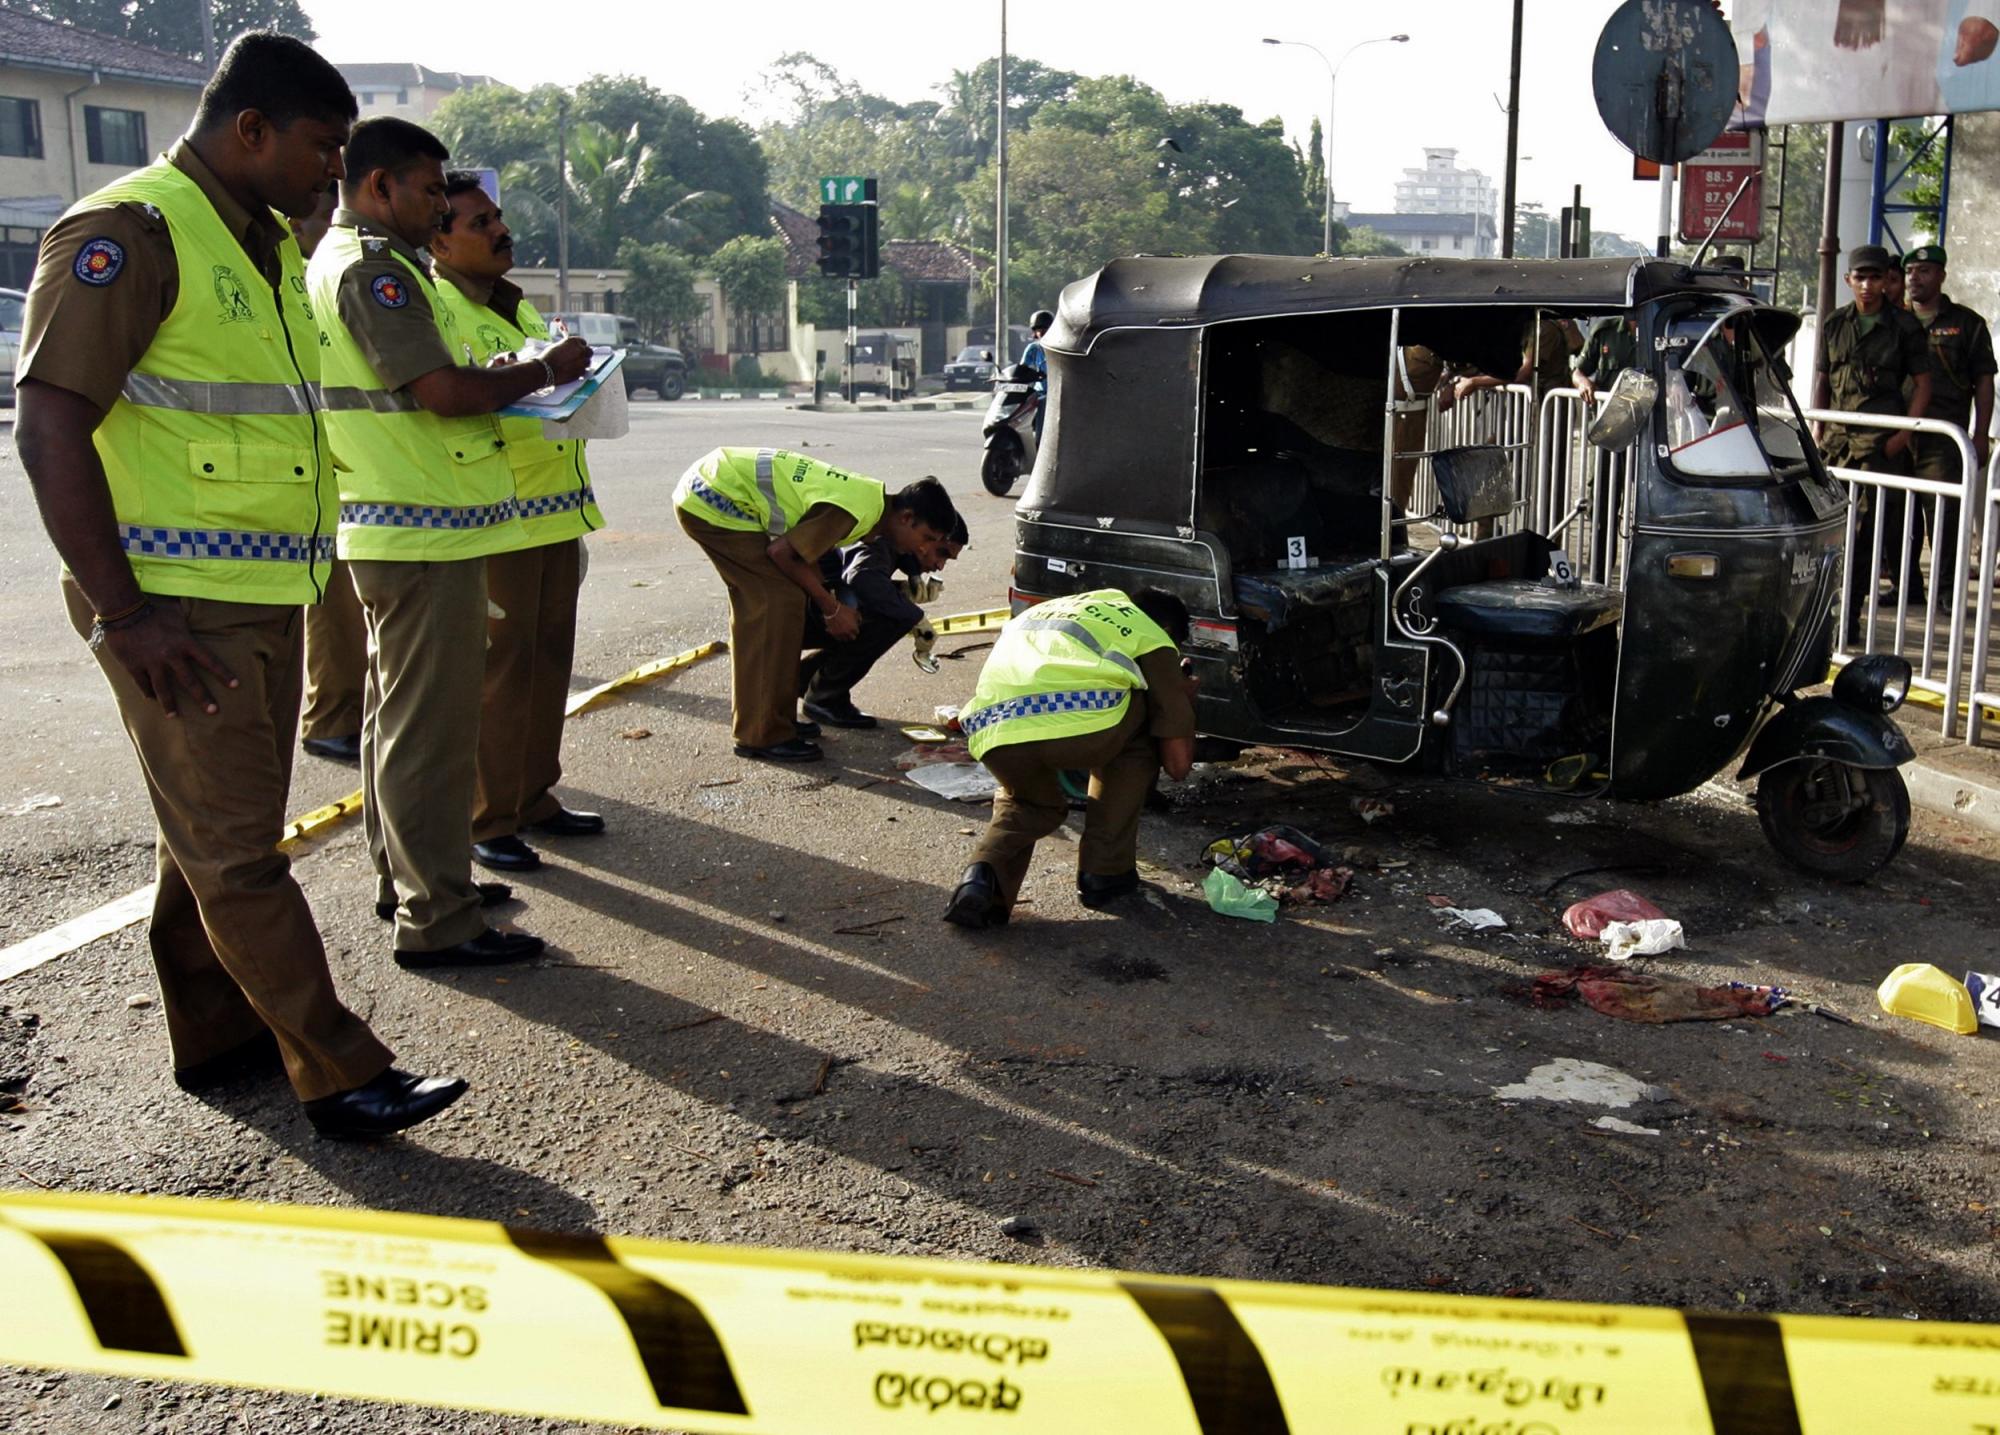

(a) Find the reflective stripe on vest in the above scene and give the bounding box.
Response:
[755,448,785,535]
[518,485,597,520]
[119,373,316,416]
[341,498,519,530]
[1009,617,1145,682]
[316,386,423,413]
[685,474,757,525]
[959,688,1128,738]
[122,526,334,563]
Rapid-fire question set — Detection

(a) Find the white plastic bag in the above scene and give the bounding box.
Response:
[1601,918,1686,961]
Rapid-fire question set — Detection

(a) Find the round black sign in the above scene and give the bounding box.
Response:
[1592,0,1739,164]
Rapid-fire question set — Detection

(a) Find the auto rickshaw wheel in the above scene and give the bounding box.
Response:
[1754,760,1911,882]
[981,447,1020,497]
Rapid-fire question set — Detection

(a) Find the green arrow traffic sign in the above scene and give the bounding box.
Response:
[819,176,869,204]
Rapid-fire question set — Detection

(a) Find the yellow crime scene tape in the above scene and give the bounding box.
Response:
[930,607,1010,637]
[0,1191,1994,1434]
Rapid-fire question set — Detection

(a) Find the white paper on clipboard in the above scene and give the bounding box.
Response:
[498,344,625,424]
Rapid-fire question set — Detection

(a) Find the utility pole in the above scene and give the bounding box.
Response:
[1813,120,1846,409]
[198,0,216,74]
[995,0,1009,363]
[1501,0,1523,258]
[556,95,571,313]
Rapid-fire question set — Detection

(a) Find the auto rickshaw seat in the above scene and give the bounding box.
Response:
[1433,580,1622,642]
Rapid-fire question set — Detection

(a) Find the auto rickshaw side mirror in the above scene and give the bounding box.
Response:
[1586,368,1658,450]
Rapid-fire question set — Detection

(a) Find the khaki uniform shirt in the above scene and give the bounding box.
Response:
[1822,302,1931,463]
[18,139,290,412]
[1136,647,1197,740]
[1912,294,1997,426]
[323,208,457,390]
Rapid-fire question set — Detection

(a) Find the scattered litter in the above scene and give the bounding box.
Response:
[1377,859,1410,870]
[1590,1116,1661,1136]
[1350,796,1394,825]
[1562,888,1667,940]
[833,915,906,938]
[1877,963,1978,1034]
[900,725,951,743]
[1601,918,1686,961]
[124,994,153,1009]
[696,777,741,789]
[932,705,963,733]
[618,727,653,740]
[1202,824,1351,906]
[999,1215,1038,1239]
[1546,810,1593,826]
[1439,907,1507,932]
[1963,971,2000,1030]
[895,742,971,769]
[1492,1058,1662,1108]
[4,794,61,817]
[1044,1168,1098,1188]
[768,911,786,924]
[1535,966,1786,1023]
[1202,868,1278,923]
[905,763,998,803]
[1424,894,1455,907]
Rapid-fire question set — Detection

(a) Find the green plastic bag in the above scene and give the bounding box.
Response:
[1203,867,1278,923]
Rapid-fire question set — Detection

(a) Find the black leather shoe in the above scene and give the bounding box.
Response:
[377,882,512,922]
[1077,869,1141,908]
[302,734,362,764]
[943,863,1009,929]
[528,807,605,837]
[735,738,823,763]
[472,835,542,872]
[794,719,822,739]
[803,697,878,730]
[173,1029,283,1092]
[394,927,545,970]
[304,1068,468,1140]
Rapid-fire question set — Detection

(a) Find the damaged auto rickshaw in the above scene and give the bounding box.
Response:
[1009,255,1915,879]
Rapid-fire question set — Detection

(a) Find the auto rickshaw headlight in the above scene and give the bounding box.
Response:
[1833,654,1912,714]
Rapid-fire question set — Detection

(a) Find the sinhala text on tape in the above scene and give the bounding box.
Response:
[2,1190,1996,1434]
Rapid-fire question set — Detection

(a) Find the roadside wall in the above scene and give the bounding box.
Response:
[1947,111,2000,356]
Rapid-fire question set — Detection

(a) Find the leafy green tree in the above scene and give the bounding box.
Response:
[708,235,788,326]
[12,0,313,59]
[1333,225,1405,258]
[615,239,705,346]
[1298,118,1325,224]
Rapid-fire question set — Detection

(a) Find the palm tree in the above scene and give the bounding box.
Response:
[507,120,665,268]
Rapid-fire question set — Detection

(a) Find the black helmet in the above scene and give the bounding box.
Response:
[1029,309,1054,334]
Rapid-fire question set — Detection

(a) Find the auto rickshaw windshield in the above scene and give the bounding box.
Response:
[1661,302,1812,484]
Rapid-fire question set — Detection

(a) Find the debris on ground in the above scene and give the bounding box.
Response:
[618,727,652,740]
[1491,1057,1664,1108]
[1350,796,1394,825]
[1878,963,1979,1034]
[895,742,971,769]
[998,1215,1038,1239]
[3,793,61,817]
[905,763,998,803]
[1202,824,1353,906]
[1202,867,1278,923]
[1534,966,1786,1023]
[899,725,952,743]
[1591,1115,1661,1136]
[1439,907,1508,932]
[1562,888,1668,939]
[1601,918,1687,961]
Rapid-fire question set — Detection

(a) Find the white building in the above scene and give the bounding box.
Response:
[1393,147,1497,224]
[335,64,498,121]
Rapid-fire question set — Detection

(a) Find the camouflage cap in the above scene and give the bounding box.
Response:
[1906,243,1947,268]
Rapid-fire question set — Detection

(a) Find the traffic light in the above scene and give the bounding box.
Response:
[816,203,879,280]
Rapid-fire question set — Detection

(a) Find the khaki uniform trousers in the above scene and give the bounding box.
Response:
[347,557,489,951]
[678,508,806,749]
[972,694,1159,909]
[61,577,391,1102]
[474,539,581,842]
[300,557,366,741]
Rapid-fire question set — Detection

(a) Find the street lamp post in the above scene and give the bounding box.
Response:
[1263,33,1408,256]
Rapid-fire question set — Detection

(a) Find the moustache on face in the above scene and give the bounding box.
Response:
[495,236,513,253]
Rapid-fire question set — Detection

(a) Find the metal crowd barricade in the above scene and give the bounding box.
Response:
[1534,386,1636,588]
[1412,382,1536,535]
[1967,447,2000,746]
[1800,409,1977,739]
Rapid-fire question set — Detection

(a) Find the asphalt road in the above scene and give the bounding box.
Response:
[3,402,1999,1432]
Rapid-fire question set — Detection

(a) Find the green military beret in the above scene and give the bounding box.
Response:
[1906,243,1947,268]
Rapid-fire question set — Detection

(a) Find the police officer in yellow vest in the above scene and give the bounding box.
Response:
[429,171,605,874]
[15,33,465,1139]
[675,448,958,762]
[945,589,1198,928]
[307,116,591,965]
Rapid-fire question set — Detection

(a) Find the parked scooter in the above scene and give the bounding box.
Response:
[981,360,1042,497]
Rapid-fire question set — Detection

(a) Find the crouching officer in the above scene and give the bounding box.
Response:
[14,33,464,1138]
[799,510,967,728]
[309,116,591,965]
[675,448,957,761]
[428,171,605,874]
[945,589,1196,928]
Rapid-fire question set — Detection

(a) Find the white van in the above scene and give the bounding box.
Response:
[547,312,640,348]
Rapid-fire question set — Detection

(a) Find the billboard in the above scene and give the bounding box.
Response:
[1678,129,1766,241]
[1733,0,2000,126]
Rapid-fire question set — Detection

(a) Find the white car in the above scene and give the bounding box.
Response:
[0,288,23,407]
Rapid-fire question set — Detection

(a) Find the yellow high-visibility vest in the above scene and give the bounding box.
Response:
[431,276,601,547]
[962,590,1176,760]
[78,160,332,604]
[673,446,882,544]
[307,226,524,561]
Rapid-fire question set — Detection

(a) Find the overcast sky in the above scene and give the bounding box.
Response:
[315,0,1685,249]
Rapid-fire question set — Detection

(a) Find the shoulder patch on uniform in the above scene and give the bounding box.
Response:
[370,273,410,309]
[72,237,125,286]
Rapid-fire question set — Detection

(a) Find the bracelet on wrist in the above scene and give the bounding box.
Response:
[538,356,557,388]
[87,598,153,651]
[94,597,149,627]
